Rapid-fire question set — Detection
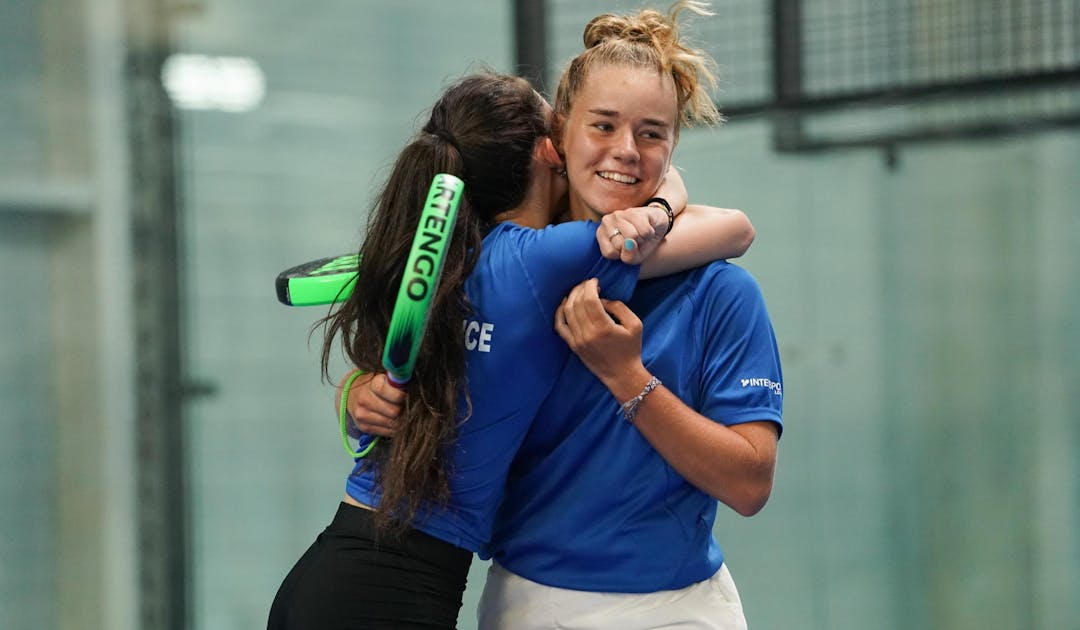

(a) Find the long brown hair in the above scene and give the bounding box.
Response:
[318,73,549,531]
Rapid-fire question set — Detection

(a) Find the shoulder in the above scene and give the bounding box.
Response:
[485,220,600,244]
[679,262,773,337]
[689,261,764,301]
[482,220,605,268]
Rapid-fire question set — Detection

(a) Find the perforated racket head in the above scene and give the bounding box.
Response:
[275,254,359,306]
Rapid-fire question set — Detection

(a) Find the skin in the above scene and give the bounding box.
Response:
[558,64,677,222]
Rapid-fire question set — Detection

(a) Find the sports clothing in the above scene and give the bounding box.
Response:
[268,502,470,630]
[344,220,638,552]
[343,221,630,553]
[270,221,638,630]
[477,562,748,630]
[482,261,783,593]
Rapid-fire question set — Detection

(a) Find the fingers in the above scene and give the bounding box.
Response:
[348,373,402,437]
[555,279,647,384]
[601,299,643,338]
[600,208,665,264]
[603,213,642,243]
[554,298,573,346]
[597,216,621,260]
[369,372,406,406]
[618,208,658,242]
[561,278,618,341]
[560,278,597,344]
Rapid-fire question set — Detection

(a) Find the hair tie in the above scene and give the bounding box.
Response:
[423,124,459,151]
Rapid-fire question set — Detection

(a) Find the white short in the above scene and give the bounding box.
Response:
[477,562,748,630]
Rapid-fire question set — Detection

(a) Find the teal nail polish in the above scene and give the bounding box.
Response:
[625,239,635,251]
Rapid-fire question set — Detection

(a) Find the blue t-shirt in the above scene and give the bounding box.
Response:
[482,261,783,592]
[345,221,639,552]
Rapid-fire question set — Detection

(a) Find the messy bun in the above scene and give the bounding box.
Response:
[555,1,722,134]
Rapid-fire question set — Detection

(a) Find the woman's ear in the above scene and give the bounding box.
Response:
[550,113,566,155]
[536,136,565,171]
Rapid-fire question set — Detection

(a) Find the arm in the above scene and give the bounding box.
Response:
[597,204,755,279]
[553,279,778,515]
[641,205,755,278]
[595,166,755,278]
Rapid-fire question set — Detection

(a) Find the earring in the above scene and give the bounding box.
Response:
[555,168,567,177]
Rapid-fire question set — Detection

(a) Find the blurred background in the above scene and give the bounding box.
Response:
[2,0,1078,628]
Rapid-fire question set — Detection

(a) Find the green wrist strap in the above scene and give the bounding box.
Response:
[339,369,379,458]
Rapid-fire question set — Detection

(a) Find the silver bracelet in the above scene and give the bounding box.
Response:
[619,376,661,423]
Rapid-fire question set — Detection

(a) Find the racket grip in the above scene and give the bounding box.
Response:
[385,372,410,390]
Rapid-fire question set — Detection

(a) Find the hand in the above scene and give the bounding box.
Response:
[554,278,646,385]
[339,371,403,437]
[596,205,668,265]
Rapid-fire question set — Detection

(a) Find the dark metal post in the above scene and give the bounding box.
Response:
[125,0,188,627]
[514,0,548,91]
[772,0,804,150]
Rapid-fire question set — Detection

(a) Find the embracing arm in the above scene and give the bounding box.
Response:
[596,167,755,279]
[640,205,754,279]
[554,279,778,515]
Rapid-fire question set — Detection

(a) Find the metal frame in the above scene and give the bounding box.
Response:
[752,1,1080,154]
[514,0,549,91]
[528,0,1080,155]
[125,0,188,628]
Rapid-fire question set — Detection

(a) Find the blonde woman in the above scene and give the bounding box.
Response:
[477,3,783,628]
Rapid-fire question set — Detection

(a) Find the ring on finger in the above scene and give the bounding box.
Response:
[609,228,622,239]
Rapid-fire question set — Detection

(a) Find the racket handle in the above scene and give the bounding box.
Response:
[385,372,410,390]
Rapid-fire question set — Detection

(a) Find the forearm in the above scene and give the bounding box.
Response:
[601,365,777,516]
[654,166,688,214]
[639,205,755,279]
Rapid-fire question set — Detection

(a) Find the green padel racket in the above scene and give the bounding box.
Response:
[381,173,464,387]
[276,173,465,457]
[276,254,359,306]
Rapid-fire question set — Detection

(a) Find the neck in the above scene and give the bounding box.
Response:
[493,163,562,229]
[568,197,601,222]
[494,199,550,229]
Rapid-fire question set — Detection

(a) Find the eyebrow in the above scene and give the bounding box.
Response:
[587,108,671,128]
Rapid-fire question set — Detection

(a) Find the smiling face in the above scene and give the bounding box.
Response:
[558,63,678,220]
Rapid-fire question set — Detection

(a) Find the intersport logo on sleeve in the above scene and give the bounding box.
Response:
[740,378,782,396]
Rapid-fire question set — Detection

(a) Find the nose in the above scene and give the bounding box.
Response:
[611,128,639,162]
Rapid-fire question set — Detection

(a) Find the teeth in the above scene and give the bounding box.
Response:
[598,171,638,184]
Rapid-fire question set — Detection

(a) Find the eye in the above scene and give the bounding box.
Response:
[592,122,613,132]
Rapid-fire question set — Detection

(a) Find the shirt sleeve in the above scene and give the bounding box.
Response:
[696,265,784,435]
[509,221,640,316]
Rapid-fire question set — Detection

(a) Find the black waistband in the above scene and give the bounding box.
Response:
[329,502,472,572]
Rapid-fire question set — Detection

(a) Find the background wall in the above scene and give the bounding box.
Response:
[1,1,1077,629]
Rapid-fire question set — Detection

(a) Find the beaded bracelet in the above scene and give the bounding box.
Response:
[620,376,662,423]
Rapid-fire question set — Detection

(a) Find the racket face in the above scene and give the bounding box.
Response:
[275,254,359,306]
[382,173,465,385]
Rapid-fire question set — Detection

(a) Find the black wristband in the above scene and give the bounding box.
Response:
[645,197,675,237]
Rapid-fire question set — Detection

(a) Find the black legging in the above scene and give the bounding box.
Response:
[268,502,473,630]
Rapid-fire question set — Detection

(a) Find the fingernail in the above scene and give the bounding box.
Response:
[625,239,635,251]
